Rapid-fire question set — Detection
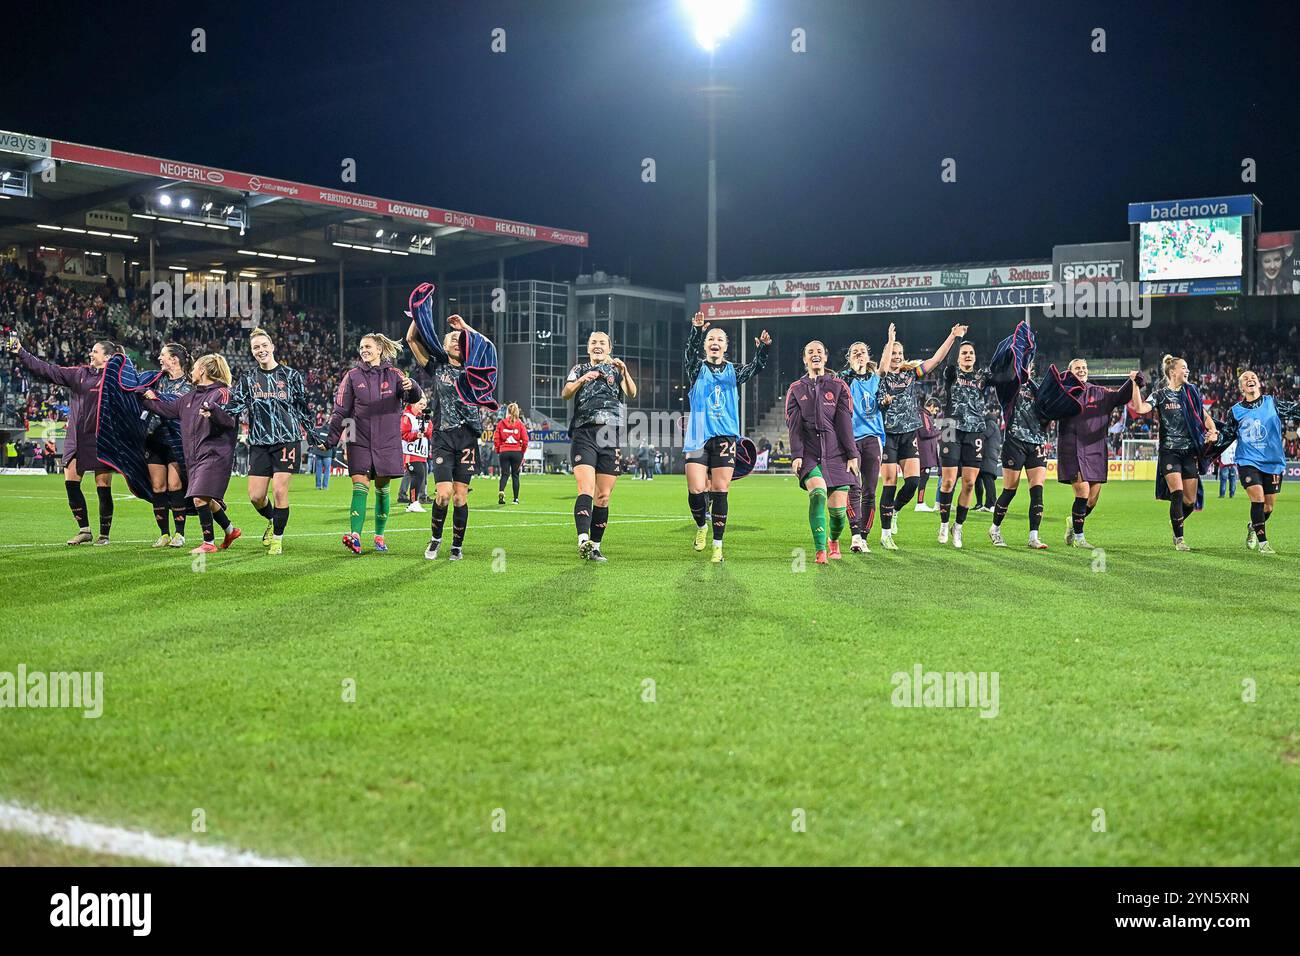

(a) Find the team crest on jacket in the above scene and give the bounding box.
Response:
[435,456,444,464]
[824,391,835,401]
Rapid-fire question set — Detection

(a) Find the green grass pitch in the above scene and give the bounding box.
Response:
[0,471,1297,865]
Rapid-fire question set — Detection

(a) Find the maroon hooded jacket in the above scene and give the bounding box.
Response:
[1056,379,1134,484]
[327,361,422,478]
[785,373,860,489]
[140,382,237,501]
[17,348,103,472]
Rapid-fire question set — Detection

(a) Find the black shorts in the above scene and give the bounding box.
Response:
[882,430,919,464]
[249,443,299,477]
[570,423,618,476]
[940,430,984,469]
[1002,435,1047,472]
[1158,447,1200,481]
[431,425,478,484]
[1238,465,1282,495]
[144,430,177,466]
[686,435,738,471]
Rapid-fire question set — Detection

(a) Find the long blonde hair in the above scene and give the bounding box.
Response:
[362,333,403,362]
[192,353,232,386]
[506,402,521,421]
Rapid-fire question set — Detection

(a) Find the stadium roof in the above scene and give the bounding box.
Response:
[0,130,587,282]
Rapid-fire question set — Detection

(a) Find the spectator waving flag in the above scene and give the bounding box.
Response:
[405,282,499,409]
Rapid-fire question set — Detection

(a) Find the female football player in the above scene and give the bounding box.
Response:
[1130,355,1218,551]
[407,314,493,561]
[8,336,117,545]
[327,333,421,555]
[683,311,771,563]
[989,367,1050,549]
[877,322,965,550]
[1055,360,1138,549]
[841,340,883,554]
[144,342,193,548]
[561,330,637,561]
[936,340,994,547]
[141,354,242,555]
[785,340,860,564]
[1209,369,1299,554]
[224,328,316,555]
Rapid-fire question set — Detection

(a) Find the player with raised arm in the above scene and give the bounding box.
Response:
[785,340,860,564]
[8,336,117,545]
[223,328,316,555]
[936,339,995,549]
[841,340,884,554]
[1129,355,1218,551]
[683,311,770,563]
[1055,359,1137,548]
[1207,369,1299,555]
[876,322,964,550]
[988,365,1051,549]
[562,331,637,561]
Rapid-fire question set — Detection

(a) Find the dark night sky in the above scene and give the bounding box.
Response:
[4,0,1297,289]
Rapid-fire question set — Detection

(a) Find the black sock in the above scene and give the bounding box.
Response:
[938,488,953,524]
[96,486,114,537]
[850,482,864,535]
[1085,503,1095,517]
[1169,497,1185,538]
[591,505,609,544]
[575,494,593,536]
[880,484,897,530]
[1181,497,1195,522]
[710,491,728,543]
[993,488,1016,528]
[1264,507,1273,523]
[65,480,89,530]
[272,506,289,536]
[252,497,274,521]
[431,501,449,540]
[1251,501,1267,542]
[916,476,928,504]
[1072,496,1088,535]
[212,507,231,532]
[955,504,969,526]
[452,503,468,549]
[171,490,187,536]
[153,499,170,534]
[199,507,215,543]
[893,475,919,511]
[1028,485,1044,533]
[688,491,708,527]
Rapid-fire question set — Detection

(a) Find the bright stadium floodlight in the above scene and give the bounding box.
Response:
[157,193,172,206]
[682,0,746,51]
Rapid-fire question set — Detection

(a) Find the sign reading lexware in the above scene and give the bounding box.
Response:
[31,134,586,247]
[698,264,1051,302]
[1127,194,1256,223]
[0,130,52,158]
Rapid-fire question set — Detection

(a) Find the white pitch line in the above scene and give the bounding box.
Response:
[0,800,303,867]
[0,517,685,549]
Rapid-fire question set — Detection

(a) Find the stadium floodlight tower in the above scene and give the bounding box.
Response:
[682,0,746,283]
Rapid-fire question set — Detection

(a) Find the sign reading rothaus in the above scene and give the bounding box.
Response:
[698,263,1052,302]
[1127,194,1256,223]
[0,129,52,158]
[1053,241,1132,284]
